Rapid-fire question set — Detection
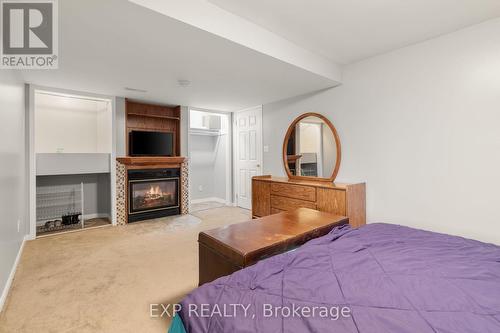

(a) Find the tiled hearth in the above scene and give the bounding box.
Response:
[116,157,189,225]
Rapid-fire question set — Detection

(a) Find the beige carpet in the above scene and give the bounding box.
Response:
[0,207,251,333]
[190,201,226,213]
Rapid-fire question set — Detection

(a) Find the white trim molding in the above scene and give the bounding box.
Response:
[83,213,112,221]
[190,197,230,205]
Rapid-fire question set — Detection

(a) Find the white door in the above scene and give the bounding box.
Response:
[234,106,263,209]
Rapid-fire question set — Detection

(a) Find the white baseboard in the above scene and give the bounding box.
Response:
[0,235,28,313]
[83,213,111,220]
[191,197,230,205]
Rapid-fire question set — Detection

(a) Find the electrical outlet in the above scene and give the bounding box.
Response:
[198,185,203,192]
[263,145,269,153]
[17,219,21,233]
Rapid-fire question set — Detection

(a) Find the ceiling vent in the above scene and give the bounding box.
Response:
[124,87,147,93]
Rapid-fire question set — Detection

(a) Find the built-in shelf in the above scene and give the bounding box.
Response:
[189,129,222,136]
[127,112,180,120]
[128,126,175,132]
[36,153,111,176]
[126,99,181,156]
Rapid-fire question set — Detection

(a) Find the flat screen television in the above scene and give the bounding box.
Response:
[129,131,173,156]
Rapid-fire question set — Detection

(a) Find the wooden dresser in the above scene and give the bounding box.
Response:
[252,176,366,228]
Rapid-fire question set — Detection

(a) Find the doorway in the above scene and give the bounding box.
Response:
[233,106,263,210]
[188,109,232,212]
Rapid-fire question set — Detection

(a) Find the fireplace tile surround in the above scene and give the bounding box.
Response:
[116,157,189,225]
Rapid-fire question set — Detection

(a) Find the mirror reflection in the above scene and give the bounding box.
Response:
[285,116,337,178]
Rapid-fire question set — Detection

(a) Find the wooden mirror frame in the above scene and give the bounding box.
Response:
[282,112,342,182]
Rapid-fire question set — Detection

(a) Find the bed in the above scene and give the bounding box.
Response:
[169,223,500,332]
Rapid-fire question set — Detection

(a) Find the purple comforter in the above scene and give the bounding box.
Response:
[178,223,500,332]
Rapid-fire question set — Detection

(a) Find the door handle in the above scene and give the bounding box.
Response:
[256,164,261,168]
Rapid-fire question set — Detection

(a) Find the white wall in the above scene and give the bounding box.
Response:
[263,18,500,245]
[188,134,229,201]
[0,73,27,310]
[213,132,229,200]
[180,106,189,157]
[96,107,112,153]
[115,97,126,157]
[189,135,217,200]
[36,107,98,153]
[35,94,111,154]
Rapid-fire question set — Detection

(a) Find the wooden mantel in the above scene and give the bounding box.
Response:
[116,156,186,167]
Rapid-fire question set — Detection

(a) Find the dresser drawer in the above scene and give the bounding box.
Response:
[317,188,346,216]
[271,208,285,215]
[271,183,316,201]
[271,195,316,212]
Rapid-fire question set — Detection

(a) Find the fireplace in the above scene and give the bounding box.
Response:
[128,168,180,222]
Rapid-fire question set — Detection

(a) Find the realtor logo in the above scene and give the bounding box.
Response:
[1,0,58,69]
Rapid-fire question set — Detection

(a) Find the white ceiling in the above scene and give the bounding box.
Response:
[208,0,500,64]
[19,0,500,111]
[19,0,337,111]
[129,0,342,82]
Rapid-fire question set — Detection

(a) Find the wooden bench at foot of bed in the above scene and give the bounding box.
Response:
[198,208,349,285]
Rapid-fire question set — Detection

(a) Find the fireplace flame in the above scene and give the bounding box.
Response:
[145,185,164,200]
[149,185,162,196]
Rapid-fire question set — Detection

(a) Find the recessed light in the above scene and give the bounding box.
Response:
[124,87,147,93]
[177,79,191,87]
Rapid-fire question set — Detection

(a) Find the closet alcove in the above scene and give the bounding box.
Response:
[34,90,113,236]
[188,110,231,210]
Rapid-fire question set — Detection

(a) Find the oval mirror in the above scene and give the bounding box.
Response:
[282,113,341,182]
